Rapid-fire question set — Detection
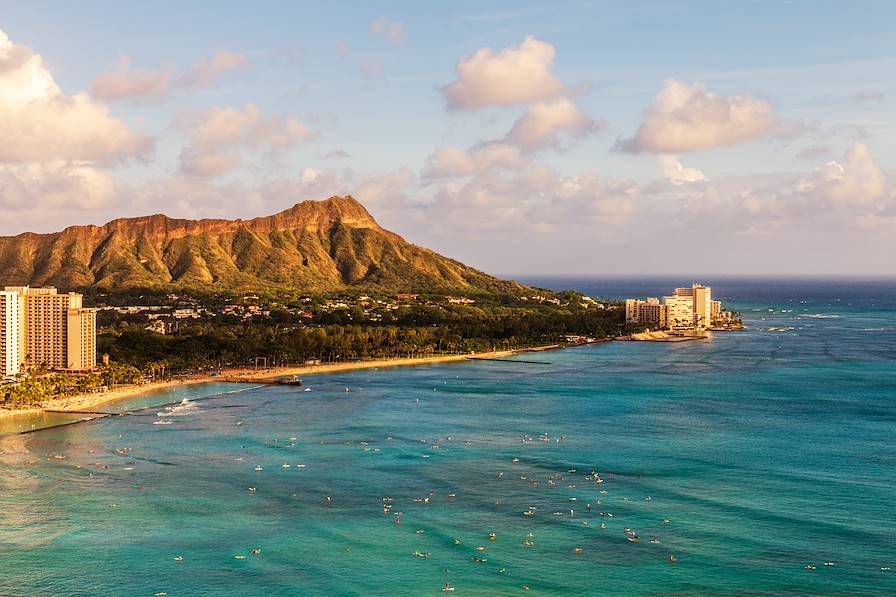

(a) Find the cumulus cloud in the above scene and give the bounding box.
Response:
[354,168,416,204]
[178,148,241,178]
[616,79,777,153]
[370,19,406,44]
[176,50,247,89]
[177,103,313,177]
[423,165,637,236]
[91,55,172,101]
[423,143,526,179]
[648,143,890,228]
[184,103,312,150]
[658,155,707,184]
[504,98,601,151]
[299,167,321,185]
[0,29,152,163]
[422,99,596,181]
[814,143,885,205]
[441,36,566,109]
[0,161,115,210]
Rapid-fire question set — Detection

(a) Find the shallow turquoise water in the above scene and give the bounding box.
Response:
[2,281,895,595]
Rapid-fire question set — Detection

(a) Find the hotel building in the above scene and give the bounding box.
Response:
[625,283,718,331]
[0,290,23,377]
[624,297,668,328]
[1,287,97,374]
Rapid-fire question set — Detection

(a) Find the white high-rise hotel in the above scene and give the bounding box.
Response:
[0,287,97,377]
[0,290,22,377]
[625,283,722,331]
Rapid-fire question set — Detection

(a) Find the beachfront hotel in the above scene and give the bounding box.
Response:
[0,290,22,377]
[0,287,97,376]
[625,283,728,331]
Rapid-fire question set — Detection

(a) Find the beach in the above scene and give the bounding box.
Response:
[0,347,554,421]
[0,377,211,420]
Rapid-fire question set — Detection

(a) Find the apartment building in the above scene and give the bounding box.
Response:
[2,287,97,371]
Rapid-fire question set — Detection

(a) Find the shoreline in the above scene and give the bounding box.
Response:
[219,344,567,382]
[0,377,211,420]
[0,344,574,421]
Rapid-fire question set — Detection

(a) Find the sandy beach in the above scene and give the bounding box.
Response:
[0,347,556,421]
[627,330,709,342]
[219,348,535,381]
[0,377,211,420]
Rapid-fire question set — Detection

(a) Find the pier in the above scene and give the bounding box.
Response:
[217,376,303,386]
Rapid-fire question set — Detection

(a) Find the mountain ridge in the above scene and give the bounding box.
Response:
[0,195,523,294]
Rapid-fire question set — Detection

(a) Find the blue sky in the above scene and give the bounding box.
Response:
[1,1,894,275]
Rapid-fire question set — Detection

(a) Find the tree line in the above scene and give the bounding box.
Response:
[98,303,625,373]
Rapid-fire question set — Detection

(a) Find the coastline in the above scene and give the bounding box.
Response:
[0,377,210,420]
[0,345,566,421]
[220,345,567,382]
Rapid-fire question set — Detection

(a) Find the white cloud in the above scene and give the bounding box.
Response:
[1,147,892,276]
[422,98,596,180]
[616,79,777,153]
[370,19,406,44]
[645,143,890,228]
[0,161,115,210]
[0,29,152,164]
[299,167,321,184]
[176,50,247,89]
[658,155,707,184]
[441,36,566,109]
[353,168,416,204]
[505,98,601,151]
[423,165,637,232]
[178,148,241,178]
[92,50,246,101]
[814,143,885,205]
[423,143,526,179]
[177,103,313,177]
[91,55,172,101]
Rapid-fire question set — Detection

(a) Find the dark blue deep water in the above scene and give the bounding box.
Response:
[2,278,895,595]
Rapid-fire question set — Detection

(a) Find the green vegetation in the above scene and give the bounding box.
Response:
[1,363,144,406]
[97,291,624,373]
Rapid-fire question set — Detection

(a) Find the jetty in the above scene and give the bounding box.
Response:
[42,409,120,416]
[218,375,303,386]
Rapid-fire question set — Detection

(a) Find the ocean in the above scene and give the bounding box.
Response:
[1,278,894,595]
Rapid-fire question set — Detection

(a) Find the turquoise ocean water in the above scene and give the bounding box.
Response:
[1,278,895,595]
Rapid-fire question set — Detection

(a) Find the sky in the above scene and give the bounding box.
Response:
[0,0,894,276]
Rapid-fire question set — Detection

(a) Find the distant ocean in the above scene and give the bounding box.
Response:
[2,277,895,595]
